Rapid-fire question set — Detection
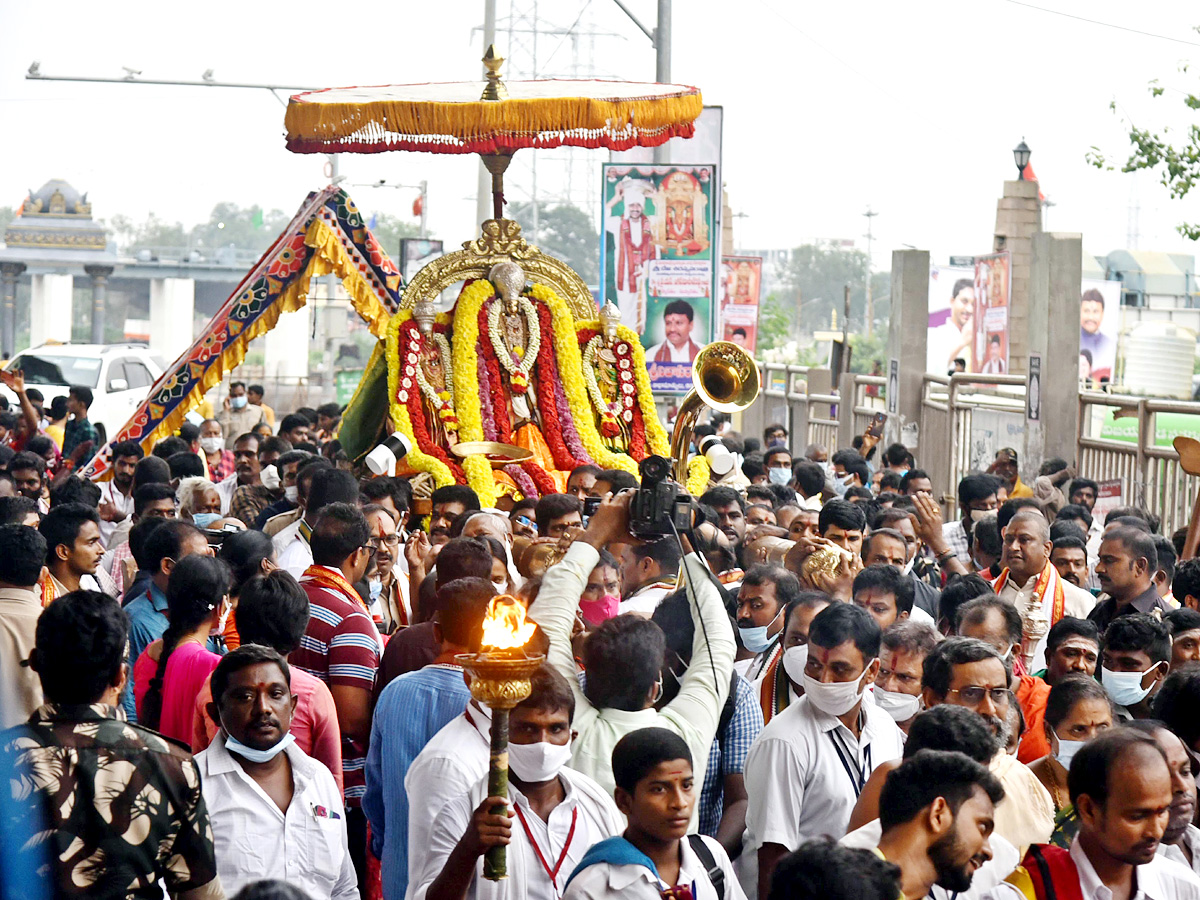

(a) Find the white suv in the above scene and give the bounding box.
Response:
[1,343,166,443]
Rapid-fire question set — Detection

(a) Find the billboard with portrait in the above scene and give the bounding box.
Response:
[719,255,762,354]
[927,264,975,374]
[973,252,1011,375]
[1080,279,1121,384]
[600,163,717,393]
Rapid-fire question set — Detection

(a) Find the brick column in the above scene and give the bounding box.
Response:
[993,179,1043,375]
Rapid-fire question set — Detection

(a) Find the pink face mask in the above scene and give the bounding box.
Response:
[580,593,620,626]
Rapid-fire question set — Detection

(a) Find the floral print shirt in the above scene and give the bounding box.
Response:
[2,702,219,899]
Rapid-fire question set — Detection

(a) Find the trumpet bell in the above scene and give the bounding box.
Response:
[693,341,761,413]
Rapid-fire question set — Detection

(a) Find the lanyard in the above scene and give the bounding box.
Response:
[828,730,871,796]
[513,803,578,897]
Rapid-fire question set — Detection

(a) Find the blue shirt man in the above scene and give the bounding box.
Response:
[121,581,169,721]
[364,662,472,900]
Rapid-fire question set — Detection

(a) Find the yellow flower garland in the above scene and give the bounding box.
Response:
[686,455,711,497]
[385,310,456,488]
[450,280,505,508]
[527,284,638,476]
[575,319,670,457]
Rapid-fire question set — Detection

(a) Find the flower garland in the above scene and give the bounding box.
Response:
[487,296,541,394]
[451,280,506,508]
[384,311,457,488]
[405,329,458,435]
[531,302,588,471]
[527,284,638,476]
[582,335,637,438]
[575,319,670,458]
[686,455,710,497]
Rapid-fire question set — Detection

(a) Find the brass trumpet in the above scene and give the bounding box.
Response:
[668,341,761,484]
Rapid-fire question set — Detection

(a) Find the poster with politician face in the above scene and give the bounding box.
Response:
[719,256,763,353]
[927,265,975,374]
[1080,279,1121,384]
[600,163,717,393]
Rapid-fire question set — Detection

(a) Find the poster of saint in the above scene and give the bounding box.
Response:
[973,252,1011,375]
[600,163,717,393]
[719,255,763,353]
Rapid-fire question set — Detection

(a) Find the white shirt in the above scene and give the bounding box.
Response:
[196,732,358,900]
[617,583,672,617]
[842,818,1019,900]
[405,702,493,898]
[995,564,1096,670]
[1160,826,1200,877]
[564,833,747,900]
[413,767,625,900]
[215,472,239,516]
[97,479,134,546]
[928,320,971,373]
[646,340,695,363]
[743,694,905,854]
[276,518,313,578]
[984,835,1200,900]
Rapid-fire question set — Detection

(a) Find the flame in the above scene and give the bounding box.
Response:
[480,595,537,651]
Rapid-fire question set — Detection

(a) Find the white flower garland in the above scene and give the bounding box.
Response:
[401,329,458,432]
[487,295,541,389]
[582,335,637,424]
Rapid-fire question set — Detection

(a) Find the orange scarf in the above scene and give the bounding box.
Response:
[993,561,1066,624]
[38,571,61,608]
[300,565,367,613]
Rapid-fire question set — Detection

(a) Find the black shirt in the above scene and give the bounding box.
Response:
[1087,584,1169,632]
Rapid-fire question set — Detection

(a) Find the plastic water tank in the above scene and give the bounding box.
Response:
[1123,321,1196,399]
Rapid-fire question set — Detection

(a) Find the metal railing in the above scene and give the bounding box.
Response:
[1078,391,1199,536]
[921,373,1026,510]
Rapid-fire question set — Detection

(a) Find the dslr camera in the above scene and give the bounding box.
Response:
[629,455,694,539]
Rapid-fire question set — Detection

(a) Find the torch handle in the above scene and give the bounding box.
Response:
[483,707,510,881]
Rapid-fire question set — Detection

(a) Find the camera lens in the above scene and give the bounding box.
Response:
[639,455,669,482]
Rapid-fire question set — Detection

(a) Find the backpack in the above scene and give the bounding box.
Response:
[687,834,726,900]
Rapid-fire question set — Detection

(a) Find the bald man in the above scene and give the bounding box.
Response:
[993,509,1096,670]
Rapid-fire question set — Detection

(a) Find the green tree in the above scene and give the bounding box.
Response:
[366,212,422,262]
[190,203,290,255]
[1088,47,1200,238]
[778,243,890,336]
[509,201,600,285]
[104,212,188,252]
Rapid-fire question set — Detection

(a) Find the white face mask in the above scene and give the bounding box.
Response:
[1102,665,1161,708]
[284,485,299,503]
[200,436,224,455]
[782,643,809,684]
[1051,727,1086,770]
[873,687,921,722]
[508,740,573,783]
[969,508,992,524]
[802,662,875,718]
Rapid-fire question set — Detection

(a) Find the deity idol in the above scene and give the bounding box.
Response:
[655,170,710,255]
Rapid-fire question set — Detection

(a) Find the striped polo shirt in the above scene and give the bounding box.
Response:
[292,575,381,806]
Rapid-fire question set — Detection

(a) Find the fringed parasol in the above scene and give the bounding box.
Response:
[285,47,702,218]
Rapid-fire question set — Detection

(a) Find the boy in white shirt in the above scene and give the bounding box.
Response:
[564,727,746,900]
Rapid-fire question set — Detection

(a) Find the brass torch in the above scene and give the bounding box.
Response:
[456,596,545,880]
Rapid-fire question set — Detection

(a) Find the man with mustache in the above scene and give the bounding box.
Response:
[921,637,1054,854]
[198,643,358,899]
[990,729,1198,900]
[428,484,480,546]
[1131,723,1200,875]
[872,750,1005,900]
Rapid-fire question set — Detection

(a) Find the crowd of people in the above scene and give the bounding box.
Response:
[3,377,1200,900]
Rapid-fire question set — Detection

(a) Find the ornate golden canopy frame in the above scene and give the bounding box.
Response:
[399,217,596,318]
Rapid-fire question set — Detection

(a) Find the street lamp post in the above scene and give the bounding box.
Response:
[1014,140,1031,180]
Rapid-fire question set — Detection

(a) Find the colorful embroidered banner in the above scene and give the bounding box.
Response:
[83,187,402,480]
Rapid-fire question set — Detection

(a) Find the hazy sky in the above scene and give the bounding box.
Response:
[2,0,1199,272]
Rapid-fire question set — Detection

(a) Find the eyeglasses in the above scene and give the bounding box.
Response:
[372,533,400,547]
[948,686,1012,706]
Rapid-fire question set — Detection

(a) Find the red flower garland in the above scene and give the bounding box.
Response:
[574,327,648,460]
[533,303,583,471]
[400,320,465,482]
[475,305,553,494]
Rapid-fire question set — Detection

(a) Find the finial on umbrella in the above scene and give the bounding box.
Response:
[481,45,508,101]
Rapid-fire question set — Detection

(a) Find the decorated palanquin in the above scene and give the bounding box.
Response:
[375,218,668,508]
